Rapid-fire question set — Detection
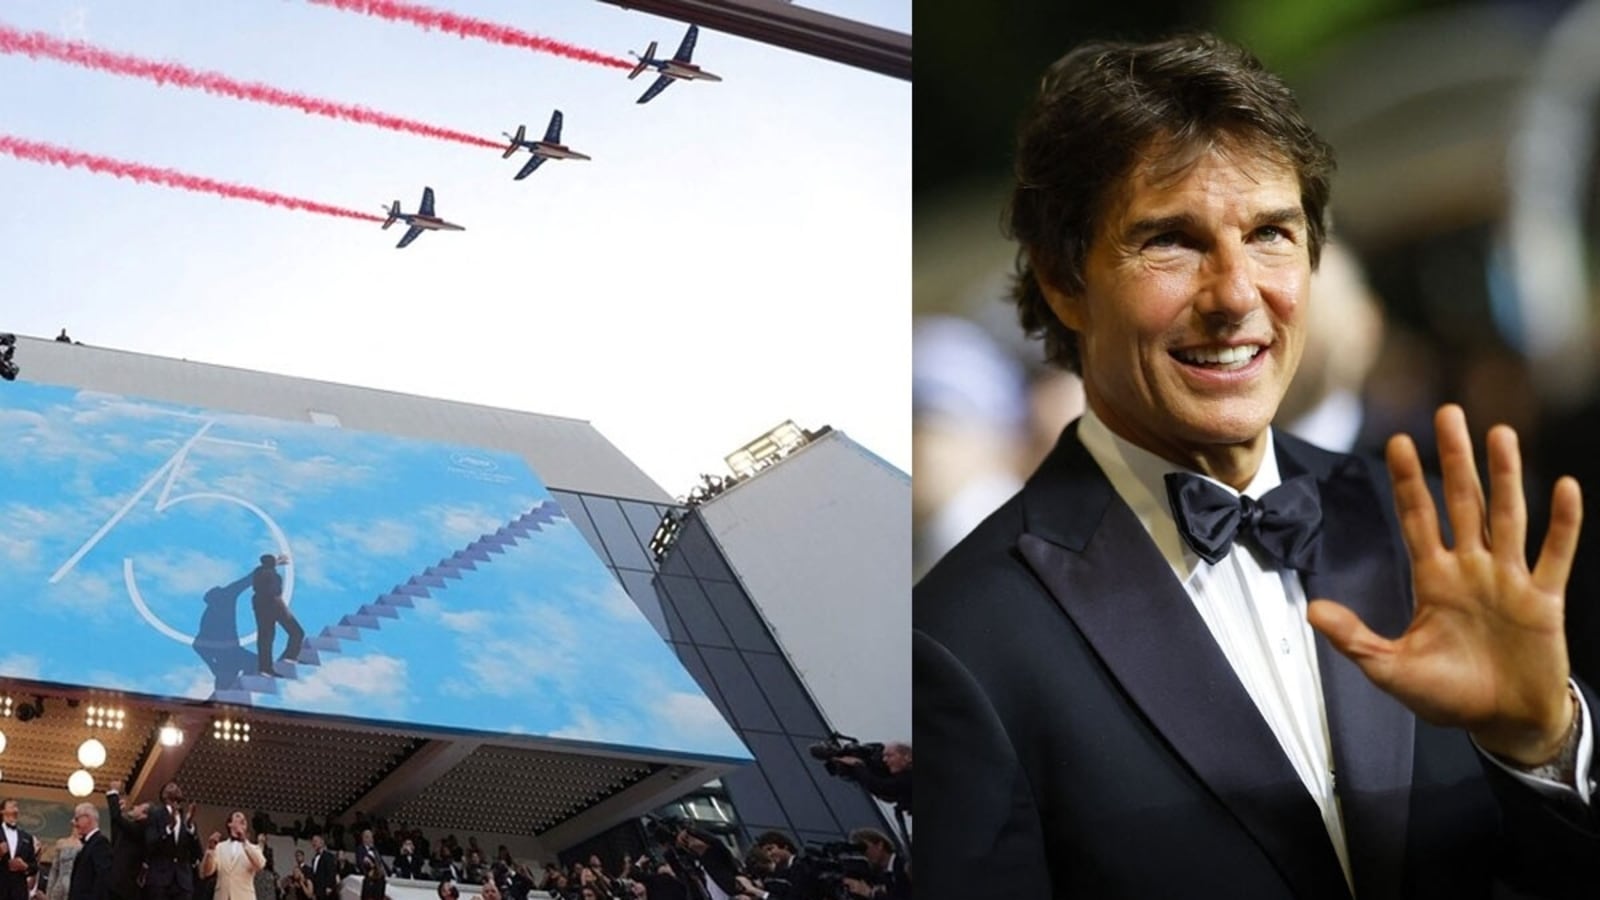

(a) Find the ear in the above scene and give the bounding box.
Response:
[1031,257,1088,333]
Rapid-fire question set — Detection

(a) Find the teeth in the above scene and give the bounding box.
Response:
[1175,345,1262,368]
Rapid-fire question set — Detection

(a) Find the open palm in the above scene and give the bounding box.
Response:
[1308,404,1580,765]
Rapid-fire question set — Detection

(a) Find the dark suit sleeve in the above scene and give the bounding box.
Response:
[914,629,1050,898]
[1478,678,1600,898]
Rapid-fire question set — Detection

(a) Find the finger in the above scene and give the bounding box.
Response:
[1307,599,1399,688]
[1485,425,1528,568]
[1386,432,1445,558]
[1532,475,1583,595]
[1434,404,1486,551]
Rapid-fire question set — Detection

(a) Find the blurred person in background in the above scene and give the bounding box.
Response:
[1277,240,1389,457]
[911,314,1031,578]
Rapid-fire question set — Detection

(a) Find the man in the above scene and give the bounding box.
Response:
[104,784,148,900]
[672,827,739,900]
[0,800,38,900]
[387,841,419,881]
[251,553,305,676]
[68,804,112,900]
[914,32,1600,899]
[842,830,905,900]
[141,784,198,900]
[352,831,384,880]
[830,743,911,815]
[304,837,335,900]
[199,813,264,900]
[736,833,795,900]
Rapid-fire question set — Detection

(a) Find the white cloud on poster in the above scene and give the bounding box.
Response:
[327,518,419,558]
[0,655,44,680]
[279,654,408,717]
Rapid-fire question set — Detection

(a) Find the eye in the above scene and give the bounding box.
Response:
[1253,224,1292,243]
[1145,231,1185,249]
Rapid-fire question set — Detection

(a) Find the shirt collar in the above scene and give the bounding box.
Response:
[1077,406,1283,579]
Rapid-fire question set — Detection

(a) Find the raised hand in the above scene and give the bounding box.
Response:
[1308,404,1581,766]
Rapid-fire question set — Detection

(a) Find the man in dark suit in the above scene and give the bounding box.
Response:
[914,32,1600,900]
[105,784,149,900]
[69,804,112,900]
[0,799,37,900]
[140,784,199,900]
[305,836,336,900]
[388,840,419,881]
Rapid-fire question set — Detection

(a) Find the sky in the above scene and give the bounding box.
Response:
[0,0,911,498]
[2,380,749,761]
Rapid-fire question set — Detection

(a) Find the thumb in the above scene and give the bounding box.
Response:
[1307,599,1398,686]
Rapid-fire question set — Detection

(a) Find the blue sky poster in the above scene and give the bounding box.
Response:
[0,382,748,762]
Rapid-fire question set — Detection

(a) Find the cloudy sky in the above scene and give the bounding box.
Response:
[0,0,910,497]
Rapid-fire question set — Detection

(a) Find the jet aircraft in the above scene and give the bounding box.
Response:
[502,110,592,180]
[381,186,465,249]
[628,24,722,104]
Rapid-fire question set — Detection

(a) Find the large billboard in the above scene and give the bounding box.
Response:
[0,382,749,762]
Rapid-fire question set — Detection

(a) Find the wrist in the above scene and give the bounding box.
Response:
[1491,683,1582,772]
[1476,684,1580,766]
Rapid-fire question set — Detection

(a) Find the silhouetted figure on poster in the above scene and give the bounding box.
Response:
[251,554,305,676]
[193,573,255,694]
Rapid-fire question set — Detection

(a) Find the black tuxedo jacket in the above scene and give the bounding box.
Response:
[0,825,36,900]
[106,792,146,900]
[914,423,1600,899]
[142,805,199,897]
[70,831,113,900]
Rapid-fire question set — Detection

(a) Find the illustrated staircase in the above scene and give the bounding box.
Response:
[213,500,568,704]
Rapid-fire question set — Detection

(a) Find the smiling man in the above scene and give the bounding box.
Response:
[913,33,1600,899]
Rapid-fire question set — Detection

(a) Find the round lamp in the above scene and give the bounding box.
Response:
[67,769,93,797]
[78,738,107,769]
[0,730,7,754]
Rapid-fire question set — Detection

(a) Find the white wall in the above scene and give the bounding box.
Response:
[697,432,911,744]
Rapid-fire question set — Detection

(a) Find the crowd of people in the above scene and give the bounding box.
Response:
[17,780,909,900]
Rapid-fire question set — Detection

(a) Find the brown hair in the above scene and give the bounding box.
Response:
[1006,32,1335,372]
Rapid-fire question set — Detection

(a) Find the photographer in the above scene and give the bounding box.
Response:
[840,833,905,900]
[810,739,910,830]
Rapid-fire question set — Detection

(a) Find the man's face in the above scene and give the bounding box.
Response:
[863,841,890,870]
[73,810,93,838]
[296,852,305,864]
[882,745,909,774]
[162,782,183,806]
[759,843,792,865]
[401,841,413,855]
[229,812,247,834]
[363,830,374,847]
[311,836,324,853]
[1,801,17,825]
[1042,145,1310,469]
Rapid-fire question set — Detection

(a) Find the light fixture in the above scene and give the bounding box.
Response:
[77,738,107,769]
[15,697,43,723]
[158,719,184,747]
[85,705,125,730]
[211,718,250,743]
[67,769,93,797]
[0,697,11,718]
[0,731,7,754]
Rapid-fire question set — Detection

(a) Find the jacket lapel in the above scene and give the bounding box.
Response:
[1018,425,1349,900]
[1283,438,1416,900]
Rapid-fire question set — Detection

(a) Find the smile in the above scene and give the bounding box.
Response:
[1171,344,1266,370]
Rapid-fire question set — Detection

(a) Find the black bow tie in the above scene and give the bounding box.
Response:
[1165,472,1322,571]
[228,837,243,843]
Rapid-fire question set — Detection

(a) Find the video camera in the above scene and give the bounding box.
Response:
[0,333,17,382]
[788,841,879,900]
[807,733,887,779]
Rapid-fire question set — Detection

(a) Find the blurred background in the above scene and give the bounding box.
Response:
[914,0,1600,674]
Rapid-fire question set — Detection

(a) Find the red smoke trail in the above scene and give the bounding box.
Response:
[308,0,635,69]
[0,134,385,224]
[0,24,501,150]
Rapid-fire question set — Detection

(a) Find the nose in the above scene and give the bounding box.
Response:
[1195,242,1260,322]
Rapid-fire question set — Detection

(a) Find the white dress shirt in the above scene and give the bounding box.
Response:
[1078,408,1594,892]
